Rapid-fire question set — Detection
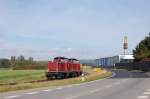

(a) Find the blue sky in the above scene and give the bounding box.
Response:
[0,0,150,60]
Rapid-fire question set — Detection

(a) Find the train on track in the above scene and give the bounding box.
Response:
[46,57,82,80]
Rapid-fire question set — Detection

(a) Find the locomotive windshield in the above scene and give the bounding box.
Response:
[54,57,68,62]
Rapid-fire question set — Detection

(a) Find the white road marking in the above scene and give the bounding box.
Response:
[66,85,73,88]
[43,89,52,92]
[74,84,81,86]
[137,96,148,99]
[89,89,99,93]
[65,96,78,99]
[84,84,92,87]
[56,87,64,90]
[4,95,20,99]
[25,91,39,95]
[144,92,150,95]
[112,82,121,86]
[86,82,91,84]
[147,89,150,91]
[124,79,129,81]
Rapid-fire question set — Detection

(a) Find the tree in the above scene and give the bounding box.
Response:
[28,57,34,63]
[18,55,25,61]
[10,56,16,67]
[11,56,16,61]
[0,58,10,68]
[133,33,150,61]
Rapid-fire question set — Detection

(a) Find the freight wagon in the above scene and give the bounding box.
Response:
[46,57,82,80]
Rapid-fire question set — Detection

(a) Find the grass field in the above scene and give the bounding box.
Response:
[0,69,46,85]
[0,68,112,92]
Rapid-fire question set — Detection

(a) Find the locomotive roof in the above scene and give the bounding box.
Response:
[54,57,68,60]
[69,58,79,61]
[54,57,79,61]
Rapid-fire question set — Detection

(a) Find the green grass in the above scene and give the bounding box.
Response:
[0,69,45,84]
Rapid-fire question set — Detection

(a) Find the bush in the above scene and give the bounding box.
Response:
[0,59,10,68]
[13,61,47,70]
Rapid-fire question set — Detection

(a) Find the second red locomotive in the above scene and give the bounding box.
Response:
[46,57,82,80]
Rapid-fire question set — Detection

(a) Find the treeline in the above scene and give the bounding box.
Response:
[115,61,150,72]
[0,56,47,70]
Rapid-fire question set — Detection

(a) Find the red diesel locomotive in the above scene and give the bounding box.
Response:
[46,57,82,80]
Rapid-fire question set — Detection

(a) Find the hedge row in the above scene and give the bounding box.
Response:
[12,61,48,70]
[115,61,150,72]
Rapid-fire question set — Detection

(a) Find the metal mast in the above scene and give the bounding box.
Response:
[123,36,128,55]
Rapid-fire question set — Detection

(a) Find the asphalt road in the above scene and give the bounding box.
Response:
[0,69,150,99]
